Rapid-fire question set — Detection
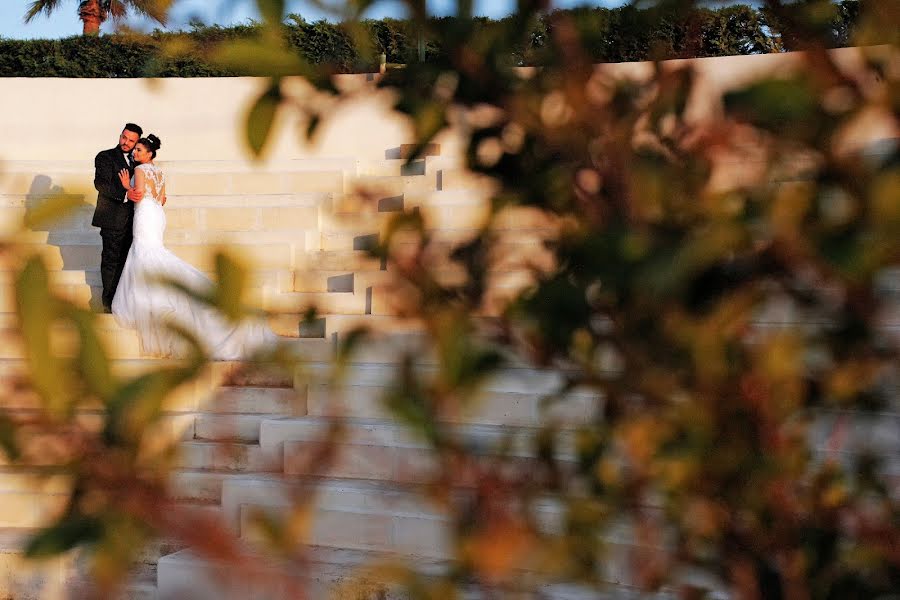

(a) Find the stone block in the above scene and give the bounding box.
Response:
[203,387,301,416]
[311,509,393,550]
[263,290,365,315]
[284,440,395,481]
[166,173,232,195]
[393,514,450,558]
[169,470,236,503]
[305,382,602,428]
[0,492,66,528]
[161,207,199,230]
[201,207,261,231]
[283,172,344,194]
[194,414,265,443]
[259,206,319,231]
[0,531,75,600]
[177,441,278,473]
[436,168,496,192]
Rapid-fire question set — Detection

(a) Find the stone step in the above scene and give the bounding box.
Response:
[205,386,303,416]
[357,158,433,177]
[307,360,574,392]
[0,318,142,358]
[220,476,670,593]
[306,381,601,428]
[68,573,158,600]
[169,469,258,504]
[435,167,498,192]
[0,158,359,175]
[177,441,280,473]
[0,171,346,196]
[0,486,68,530]
[0,267,292,294]
[239,498,449,560]
[0,313,329,358]
[5,229,314,249]
[156,544,634,599]
[208,360,306,388]
[290,270,389,293]
[167,172,346,196]
[0,202,324,236]
[0,527,78,599]
[810,409,900,458]
[260,416,574,482]
[344,174,435,198]
[296,249,384,272]
[0,281,99,313]
[222,476,449,551]
[332,330,434,363]
[261,289,368,315]
[156,545,451,600]
[222,476,579,558]
[0,355,192,378]
[193,414,274,443]
[0,409,197,442]
[316,226,536,252]
[319,313,422,337]
[0,190,333,210]
[12,241,298,272]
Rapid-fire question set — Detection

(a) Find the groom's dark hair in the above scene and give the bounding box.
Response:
[123,123,143,136]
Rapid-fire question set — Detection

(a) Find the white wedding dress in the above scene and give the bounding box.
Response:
[112,163,277,360]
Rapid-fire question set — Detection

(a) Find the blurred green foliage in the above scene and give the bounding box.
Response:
[2,1,884,77]
[3,0,900,597]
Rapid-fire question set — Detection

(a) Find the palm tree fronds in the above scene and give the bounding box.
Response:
[125,0,171,24]
[106,0,127,20]
[24,0,66,23]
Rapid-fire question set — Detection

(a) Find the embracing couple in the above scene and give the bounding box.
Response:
[92,123,275,360]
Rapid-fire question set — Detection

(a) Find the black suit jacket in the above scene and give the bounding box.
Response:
[91,147,135,230]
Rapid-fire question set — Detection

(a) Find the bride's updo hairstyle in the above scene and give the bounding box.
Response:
[139,134,162,159]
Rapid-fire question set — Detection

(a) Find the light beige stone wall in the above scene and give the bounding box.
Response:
[0,75,419,162]
[0,47,893,167]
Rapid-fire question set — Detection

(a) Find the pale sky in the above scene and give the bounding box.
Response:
[1,0,625,40]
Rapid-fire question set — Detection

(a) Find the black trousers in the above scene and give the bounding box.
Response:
[99,227,133,310]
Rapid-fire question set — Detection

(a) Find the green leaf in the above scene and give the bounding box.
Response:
[383,355,440,445]
[213,251,248,322]
[335,326,369,380]
[105,328,205,445]
[724,78,818,134]
[0,416,19,461]
[306,112,321,141]
[410,101,448,158]
[65,306,115,401]
[256,0,285,27]
[246,82,282,158]
[15,256,67,416]
[25,515,104,558]
[213,40,307,78]
[23,194,84,231]
[436,314,503,396]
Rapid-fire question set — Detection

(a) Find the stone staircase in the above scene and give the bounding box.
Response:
[1,148,897,600]
[0,154,584,599]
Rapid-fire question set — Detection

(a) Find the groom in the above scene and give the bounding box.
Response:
[92,123,144,313]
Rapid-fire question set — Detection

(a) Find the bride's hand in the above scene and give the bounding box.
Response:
[118,169,131,189]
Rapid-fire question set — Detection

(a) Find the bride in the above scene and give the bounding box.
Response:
[111,134,277,360]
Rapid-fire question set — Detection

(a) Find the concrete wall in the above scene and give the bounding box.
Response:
[0,46,893,166]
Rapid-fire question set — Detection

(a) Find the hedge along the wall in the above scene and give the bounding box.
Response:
[0,2,866,78]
